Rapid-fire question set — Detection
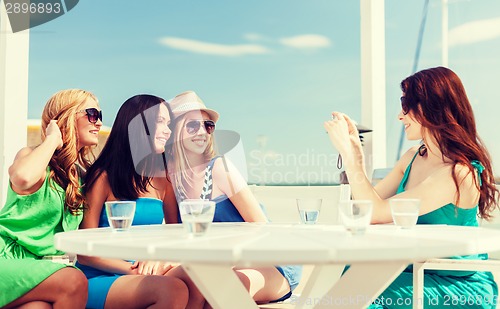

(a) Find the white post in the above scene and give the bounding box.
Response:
[0,2,30,207]
[360,0,387,178]
[442,0,449,67]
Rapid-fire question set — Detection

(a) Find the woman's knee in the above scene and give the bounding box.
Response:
[143,276,188,309]
[55,268,88,298]
[235,271,251,291]
[167,266,204,299]
[165,277,189,307]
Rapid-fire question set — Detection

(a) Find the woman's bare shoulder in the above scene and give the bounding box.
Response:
[394,145,420,171]
[87,170,111,194]
[211,157,226,173]
[94,170,109,184]
[453,162,478,187]
[212,157,242,177]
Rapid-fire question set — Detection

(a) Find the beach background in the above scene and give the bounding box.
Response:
[22,0,500,184]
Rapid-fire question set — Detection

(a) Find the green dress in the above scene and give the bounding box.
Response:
[0,169,83,307]
[369,150,498,309]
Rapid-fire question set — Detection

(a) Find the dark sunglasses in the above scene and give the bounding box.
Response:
[77,108,102,124]
[185,120,215,135]
[400,96,409,115]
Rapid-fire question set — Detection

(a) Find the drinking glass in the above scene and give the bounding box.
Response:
[105,201,136,232]
[296,198,322,225]
[338,200,373,235]
[390,198,420,229]
[179,199,216,237]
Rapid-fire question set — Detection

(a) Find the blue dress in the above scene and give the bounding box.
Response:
[368,149,497,309]
[75,197,164,309]
[176,157,302,302]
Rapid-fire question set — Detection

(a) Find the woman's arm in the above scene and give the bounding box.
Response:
[373,148,416,199]
[324,112,393,222]
[9,120,63,193]
[394,163,480,215]
[212,157,268,222]
[77,173,137,274]
[325,113,466,224]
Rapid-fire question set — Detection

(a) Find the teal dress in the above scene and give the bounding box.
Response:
[75,197,164,309]
[0,169,83,307]
[369,150,498,309]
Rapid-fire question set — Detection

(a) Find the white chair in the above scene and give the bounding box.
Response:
[249,184,348,224]
[413,254,500,309]
[412,185,500,309]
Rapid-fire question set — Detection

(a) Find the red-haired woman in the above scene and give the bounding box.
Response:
[325,67,499,309]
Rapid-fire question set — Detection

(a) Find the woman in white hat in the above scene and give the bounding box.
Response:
[165,91,302,307]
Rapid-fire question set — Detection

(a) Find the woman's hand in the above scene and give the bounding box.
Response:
[324,112,365,171]
[131,261,180,275]
[45,119,63,149]
[324,112,360,155]
[8,119,64,192]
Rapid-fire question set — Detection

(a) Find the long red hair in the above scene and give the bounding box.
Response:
[401,66,498,219]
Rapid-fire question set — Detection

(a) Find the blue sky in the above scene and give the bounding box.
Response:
[22,0,500,184]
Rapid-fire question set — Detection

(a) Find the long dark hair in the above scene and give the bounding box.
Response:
[85,94,171,200]
[401,66,498,219]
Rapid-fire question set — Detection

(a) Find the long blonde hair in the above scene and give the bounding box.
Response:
[169,114,216,199]
[41,89,98,214]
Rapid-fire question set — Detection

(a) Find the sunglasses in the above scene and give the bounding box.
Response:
[185,120,215,135]
[400,96,409,115]
[77,108,102,124]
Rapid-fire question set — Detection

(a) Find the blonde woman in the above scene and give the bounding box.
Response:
[166,91,301,308]
[0,89,102,308]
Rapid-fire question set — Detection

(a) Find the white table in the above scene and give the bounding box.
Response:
[55,223,500,309]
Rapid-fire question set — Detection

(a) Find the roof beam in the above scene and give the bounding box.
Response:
[360,0,387,177]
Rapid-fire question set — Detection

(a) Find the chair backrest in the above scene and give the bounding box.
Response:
[478,184,500,258]
[249,185,347,224]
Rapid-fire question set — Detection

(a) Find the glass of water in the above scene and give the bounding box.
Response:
[296,198,322,224]
[179,199,216,237]
[105,201,136,232]
[339,200,373,235]
[390,199,420,229]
